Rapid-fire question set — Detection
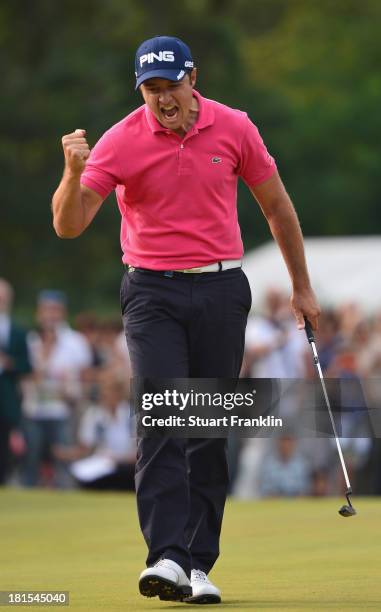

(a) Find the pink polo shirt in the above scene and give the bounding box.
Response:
[81,90,276,269]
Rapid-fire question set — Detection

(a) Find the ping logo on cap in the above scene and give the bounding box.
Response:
[140,51,175,67]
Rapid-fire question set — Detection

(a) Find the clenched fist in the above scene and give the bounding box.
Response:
[61,128,90,174]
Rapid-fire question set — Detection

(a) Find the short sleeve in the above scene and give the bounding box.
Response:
[238,117,277,188]
[81,131,121,199]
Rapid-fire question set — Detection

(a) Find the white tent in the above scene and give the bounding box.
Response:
[243,236,381,314]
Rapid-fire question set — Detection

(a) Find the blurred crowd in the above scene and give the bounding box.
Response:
[1,277,380,496]
[0,279,135,491]
[234,289,381,498]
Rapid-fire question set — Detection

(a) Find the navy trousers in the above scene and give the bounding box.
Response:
[121,267,251,577]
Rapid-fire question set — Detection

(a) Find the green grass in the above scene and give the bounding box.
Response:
[0,490,380,611]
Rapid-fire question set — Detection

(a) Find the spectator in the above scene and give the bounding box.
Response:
[54,373,136,491]
[232,437,269,499]
[0,279,31,484]
[314,309,341,373]
[34,290,92,364]
[351,319,381,377]
[21,290,92,487]
[258,434,311,497]
[243,289,290,379]
[299,438,334,496]
[337,302,364,341]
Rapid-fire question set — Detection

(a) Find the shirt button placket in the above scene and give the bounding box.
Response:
[178,143,184,174]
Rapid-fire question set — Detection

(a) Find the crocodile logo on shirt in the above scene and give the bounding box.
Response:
[211,157,222,164]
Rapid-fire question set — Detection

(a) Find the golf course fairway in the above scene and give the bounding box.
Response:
[0,490,380,610]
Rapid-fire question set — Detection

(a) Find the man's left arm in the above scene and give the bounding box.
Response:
[250,171,321,330]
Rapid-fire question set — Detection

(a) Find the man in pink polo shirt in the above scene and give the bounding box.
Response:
[52,36,320,604]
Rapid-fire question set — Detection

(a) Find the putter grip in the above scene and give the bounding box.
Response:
[304,317,315,343]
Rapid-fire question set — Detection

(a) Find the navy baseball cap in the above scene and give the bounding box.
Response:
[135,36,194,90]
[37,290,67,306]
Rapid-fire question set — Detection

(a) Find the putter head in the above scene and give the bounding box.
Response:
[338,504,357,517]
[339,490,357,517]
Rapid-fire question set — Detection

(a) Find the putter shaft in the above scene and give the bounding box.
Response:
[304,318,353,495]
[308,338,351,490]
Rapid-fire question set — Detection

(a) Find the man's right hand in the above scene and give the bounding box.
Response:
[53,128,103,238]
[61,128,90,174]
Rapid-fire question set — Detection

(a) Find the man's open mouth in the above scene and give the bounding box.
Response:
[161,106,179,121]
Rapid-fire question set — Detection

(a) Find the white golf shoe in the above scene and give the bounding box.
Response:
[185,569,221,604]
[139,558,192,601]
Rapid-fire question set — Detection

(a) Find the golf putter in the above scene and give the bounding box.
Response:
[304,317,357,517]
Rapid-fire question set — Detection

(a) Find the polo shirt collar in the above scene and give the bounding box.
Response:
[144,89,215,134]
